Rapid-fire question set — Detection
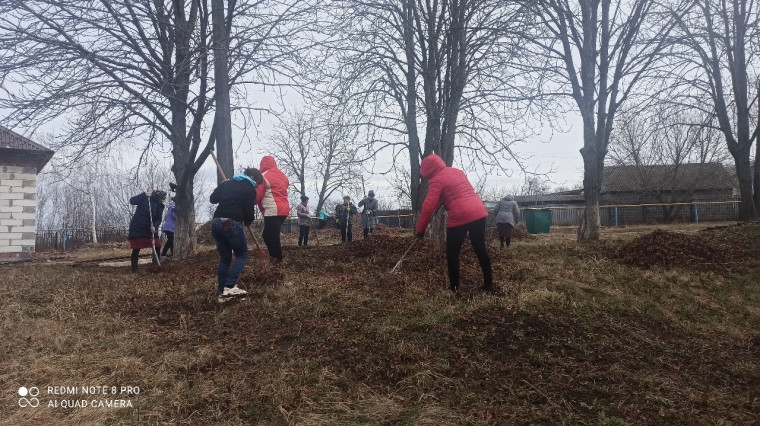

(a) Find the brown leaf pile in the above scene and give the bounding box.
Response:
[613,229,735,268]
[196,221,213,245]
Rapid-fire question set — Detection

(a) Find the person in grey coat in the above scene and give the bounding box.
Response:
[297,195,310,246]
[358,190,379,238]
[494,194,520,248]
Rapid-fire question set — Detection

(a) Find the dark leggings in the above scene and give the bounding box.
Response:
[446,217,492,290]
[161,231,174,256]
[340,222,352,242]
[298,225,310,246]
[263,215,286,260]
[497,223,513,247]
[130,248,158,271]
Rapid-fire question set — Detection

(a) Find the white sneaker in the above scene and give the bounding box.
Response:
[218,295,231,303]
[223,286,247,296]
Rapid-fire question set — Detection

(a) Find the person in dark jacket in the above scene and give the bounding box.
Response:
[416,154,494,295]
[210,167,264,303]
[160,200,176,259]
[335,196,358,243]
[494,194,520,248]
[128,190,167,272]
[358,190,379,238]
[296,195,310,247]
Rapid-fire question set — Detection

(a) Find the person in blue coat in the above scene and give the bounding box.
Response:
[128,189,166,272]
[161,200,176,259]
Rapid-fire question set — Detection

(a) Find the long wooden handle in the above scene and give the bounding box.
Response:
[209,151,228,181]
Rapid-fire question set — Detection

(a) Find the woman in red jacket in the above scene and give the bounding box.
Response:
[257,156,290,261]
[416,154,494,295]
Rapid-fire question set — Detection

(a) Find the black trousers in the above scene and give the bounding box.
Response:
[161,231,174,256]
[263,215,286,260]
[497,223,513,247]
[446,217,492,290]
[130,249,158,271]
[298,225,310,246]
[340,222,353,242]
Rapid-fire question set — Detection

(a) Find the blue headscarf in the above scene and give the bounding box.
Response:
[233,173,257,188]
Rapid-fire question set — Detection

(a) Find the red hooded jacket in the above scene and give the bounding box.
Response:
[258,156,290,217]
[416,154,487,233]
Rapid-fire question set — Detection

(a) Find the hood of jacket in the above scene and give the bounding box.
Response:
[260,156,278,172]
[502,195,514,202]
[420,154,446,179]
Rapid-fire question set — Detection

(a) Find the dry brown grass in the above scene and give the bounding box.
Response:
[1,224,759,424]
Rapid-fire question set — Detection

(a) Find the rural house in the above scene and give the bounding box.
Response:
[600,163,737,204]
[0,125,54,260]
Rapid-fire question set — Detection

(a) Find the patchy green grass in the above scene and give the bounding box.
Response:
[1,223,758,424]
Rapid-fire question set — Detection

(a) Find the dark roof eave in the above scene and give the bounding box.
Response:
[0,147,55,171]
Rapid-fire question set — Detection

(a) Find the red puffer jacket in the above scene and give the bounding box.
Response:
[258,156,290,217]
[416,154,487,233]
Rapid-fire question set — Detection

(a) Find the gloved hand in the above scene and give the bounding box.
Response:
[416,232,425,239]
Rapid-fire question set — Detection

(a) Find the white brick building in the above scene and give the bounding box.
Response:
[0,125,54,259]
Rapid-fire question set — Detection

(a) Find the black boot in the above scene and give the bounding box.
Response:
[130,249,139,272]
[450,285,461,298]
[505,237,511,247]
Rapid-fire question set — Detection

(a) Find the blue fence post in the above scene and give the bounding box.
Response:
[694,203,699,224]
[614,206,619,227]
[62,230,67,251]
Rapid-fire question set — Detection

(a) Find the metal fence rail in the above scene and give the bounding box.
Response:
[36,227,129,252]
[537,200,741,227]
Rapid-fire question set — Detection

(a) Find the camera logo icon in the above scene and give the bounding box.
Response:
[18,387,40,408]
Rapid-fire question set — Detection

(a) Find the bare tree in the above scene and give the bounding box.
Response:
[0,0,318,257]
[663,0,760,219]
[321,0,539,216]
[521,0,680,240]
[270,110,316,197]
[520,176,551,197]
[608,108,730,220]
[609,108,728,169]
[311,112,363,214]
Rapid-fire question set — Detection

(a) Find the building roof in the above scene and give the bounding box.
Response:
[485,191,585,208]
[602,163,737,193]
[0,125,55,171]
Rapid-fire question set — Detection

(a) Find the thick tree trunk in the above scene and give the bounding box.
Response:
[212,0,233,184]
[89,186,98,244]
[754,99,760,213]
[578,118,602,241]
[172,176,197,259]
[403,0,422,213]
[734,153,757,221]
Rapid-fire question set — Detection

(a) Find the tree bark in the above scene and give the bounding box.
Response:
[89,185,98,244]
[173,174,197,258]
[212,0,233,184]
[755,87,760,213]
[734,151,757,221]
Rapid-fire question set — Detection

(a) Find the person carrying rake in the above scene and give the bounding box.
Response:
[415,154,495,296]
[128,189,167,273]
[209,167,264,303]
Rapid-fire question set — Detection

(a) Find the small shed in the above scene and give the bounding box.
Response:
[0,125,54,260]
